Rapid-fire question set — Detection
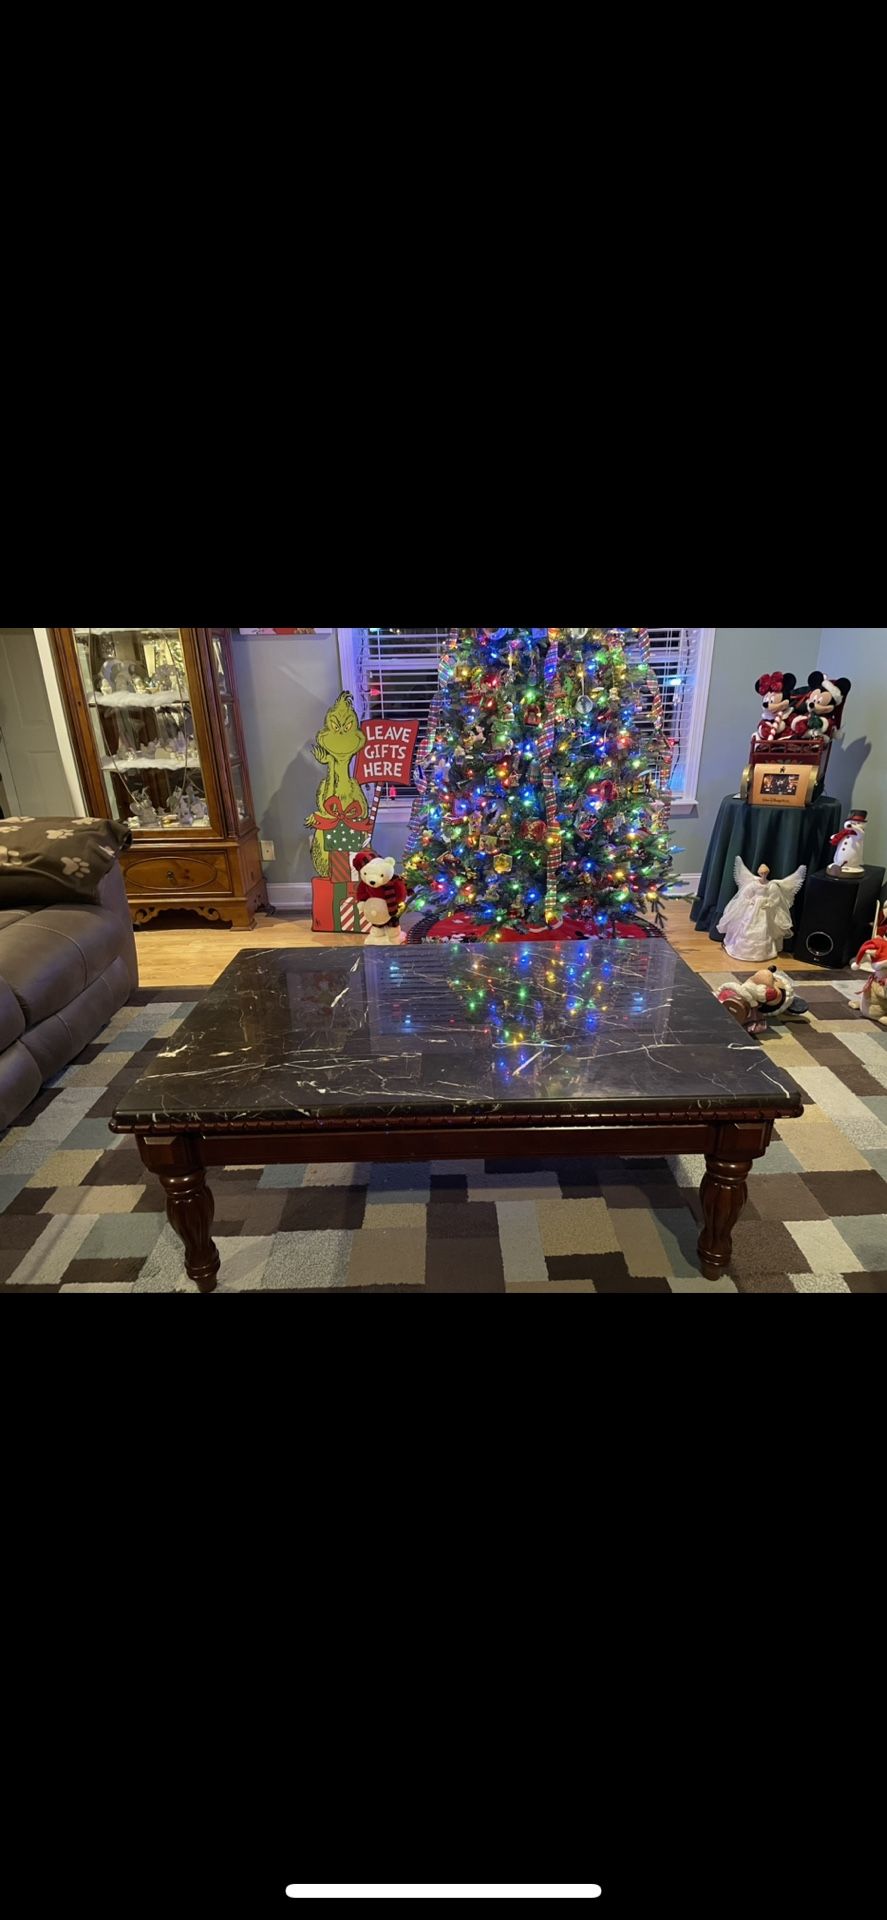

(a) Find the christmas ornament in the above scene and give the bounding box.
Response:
[717,859,807,962]
[494,853,513,874]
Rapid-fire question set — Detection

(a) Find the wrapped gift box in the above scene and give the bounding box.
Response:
[312,877,372,935]
[315,798,373,885]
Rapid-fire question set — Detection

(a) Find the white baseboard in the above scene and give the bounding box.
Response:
[267,883,312,911]
[669,872,701,894]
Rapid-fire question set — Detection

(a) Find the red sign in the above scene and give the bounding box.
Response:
[354,719,420,787]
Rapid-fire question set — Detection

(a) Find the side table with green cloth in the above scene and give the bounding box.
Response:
[690,793,844,939]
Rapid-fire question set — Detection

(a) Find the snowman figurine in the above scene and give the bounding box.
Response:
[828,809,867,875]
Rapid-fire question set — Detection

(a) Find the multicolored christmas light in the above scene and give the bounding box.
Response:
[405,627,677,937]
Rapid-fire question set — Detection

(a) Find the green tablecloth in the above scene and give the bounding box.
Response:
[690,793,844,940]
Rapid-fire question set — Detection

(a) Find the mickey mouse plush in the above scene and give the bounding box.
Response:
[802,671,851,739]
[353,851,409,945]
[755,672,798,743]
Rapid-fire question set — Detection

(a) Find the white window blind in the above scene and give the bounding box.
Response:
[643,627,714,808]
[340,627,714,812]
[359,628,448,795]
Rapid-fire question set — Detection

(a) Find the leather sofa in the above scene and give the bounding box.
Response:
[0,858,138,1129]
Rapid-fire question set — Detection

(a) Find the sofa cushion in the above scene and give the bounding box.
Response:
[0,909,32,934]
[0,975,27,1051]
[0,817,131,904]
[0,904,125,1028]
[0,1039,43,1132]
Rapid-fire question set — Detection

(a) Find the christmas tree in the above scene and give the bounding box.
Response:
[405,628,676,938]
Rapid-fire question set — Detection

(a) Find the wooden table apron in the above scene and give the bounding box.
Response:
[113,1102,800,1293]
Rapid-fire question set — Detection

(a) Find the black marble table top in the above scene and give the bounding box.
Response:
[113,942,805,1130]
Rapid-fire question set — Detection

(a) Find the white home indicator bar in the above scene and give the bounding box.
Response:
[285,1890,602,1902]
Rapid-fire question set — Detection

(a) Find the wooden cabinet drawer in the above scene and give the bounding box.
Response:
[124,854,232,895]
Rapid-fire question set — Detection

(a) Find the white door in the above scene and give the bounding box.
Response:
[0,629,75,818]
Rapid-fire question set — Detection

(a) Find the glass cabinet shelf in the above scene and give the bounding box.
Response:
[72,627,211,833]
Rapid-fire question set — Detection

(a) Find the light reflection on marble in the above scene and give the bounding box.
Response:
[113,942,804,1126]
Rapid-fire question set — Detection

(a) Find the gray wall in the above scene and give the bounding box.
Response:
[232,630,413,885]
[816,629,887,867]
[232,633,345,887]
[680,628,823,870]
[232,627,871,893]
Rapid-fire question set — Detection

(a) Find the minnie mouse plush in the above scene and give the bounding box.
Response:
[755,672,798,744]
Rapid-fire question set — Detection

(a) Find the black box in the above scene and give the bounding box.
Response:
[793,863,886,968]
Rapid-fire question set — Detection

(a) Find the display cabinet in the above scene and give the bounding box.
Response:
[50,627,269,928]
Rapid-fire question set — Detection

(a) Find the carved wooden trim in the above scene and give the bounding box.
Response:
[113,1102,800,1139]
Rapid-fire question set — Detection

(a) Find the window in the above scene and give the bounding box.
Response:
[337,628,447,813]
[644,627,715,813]
[336,627,714,817]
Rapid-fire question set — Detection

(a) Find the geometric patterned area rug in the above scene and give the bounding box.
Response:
[2,970,887,1293]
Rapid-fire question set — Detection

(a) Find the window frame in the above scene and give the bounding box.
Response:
[336,626,716,821]
[645,626,715,814]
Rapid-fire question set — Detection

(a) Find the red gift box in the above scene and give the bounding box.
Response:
[329,849,355,884]
[311,877,372,935]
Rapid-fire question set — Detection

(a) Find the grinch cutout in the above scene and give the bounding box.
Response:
[717,858,807,962]
[306,692,370,878]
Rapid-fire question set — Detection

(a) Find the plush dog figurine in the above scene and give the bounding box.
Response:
[755,672,798,744]
[353,851,409,945]
[718,966,809,1035]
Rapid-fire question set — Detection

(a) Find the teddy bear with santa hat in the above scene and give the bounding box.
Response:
[352,850,409,945]
[851,933,887,1023]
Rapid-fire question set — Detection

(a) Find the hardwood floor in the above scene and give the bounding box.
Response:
[134,899,813,988]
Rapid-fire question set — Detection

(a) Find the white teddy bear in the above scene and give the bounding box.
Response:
[353,851,409,946]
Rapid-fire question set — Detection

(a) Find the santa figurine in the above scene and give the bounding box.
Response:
[828,810,867,874]
[718,967,810,1035]
[717,858,807,962]
[851,935,887,1023]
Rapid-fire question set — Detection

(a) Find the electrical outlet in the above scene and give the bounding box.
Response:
[260,840,275,863]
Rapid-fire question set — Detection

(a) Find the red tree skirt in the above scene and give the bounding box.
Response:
[419,912,662,943]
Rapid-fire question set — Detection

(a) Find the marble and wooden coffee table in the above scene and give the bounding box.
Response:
[111,942,804,1292]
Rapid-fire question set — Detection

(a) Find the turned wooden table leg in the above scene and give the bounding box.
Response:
[137,1134,221,1293]
[161,1164,221,1293]
[698,1155,752,1281]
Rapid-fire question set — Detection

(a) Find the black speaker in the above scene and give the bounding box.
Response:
[793,864,886,968]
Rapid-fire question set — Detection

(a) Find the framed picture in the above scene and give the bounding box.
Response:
[750,763,817,807]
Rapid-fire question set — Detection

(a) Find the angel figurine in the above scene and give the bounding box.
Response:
[717,859,807,962]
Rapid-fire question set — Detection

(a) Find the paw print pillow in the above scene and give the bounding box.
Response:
[0,817,131,903]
